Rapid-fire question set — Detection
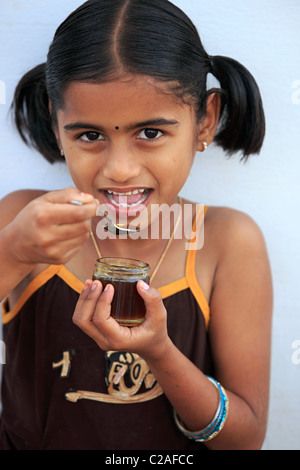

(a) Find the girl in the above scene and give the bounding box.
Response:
[0,0,272,450]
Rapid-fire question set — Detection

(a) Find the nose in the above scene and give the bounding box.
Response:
[102,144,141,183]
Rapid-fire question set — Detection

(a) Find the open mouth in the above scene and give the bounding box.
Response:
[103,188,152,208]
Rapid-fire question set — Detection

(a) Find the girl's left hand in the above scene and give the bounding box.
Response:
[72,280,172,361]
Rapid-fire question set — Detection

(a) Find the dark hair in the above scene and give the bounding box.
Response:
[12,0,265,163]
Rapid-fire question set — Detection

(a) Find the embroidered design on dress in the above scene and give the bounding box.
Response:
[52,350,72,378]
[62,351,163,404]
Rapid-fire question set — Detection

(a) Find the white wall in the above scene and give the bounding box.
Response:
[0,0,299,450]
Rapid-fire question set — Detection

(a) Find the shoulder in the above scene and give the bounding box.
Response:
[205,205,267,253]
[204,206,272,301]
[193,205,270,304]
[0,189,47,230]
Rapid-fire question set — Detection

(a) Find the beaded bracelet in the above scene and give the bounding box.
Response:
[173,376,229,442]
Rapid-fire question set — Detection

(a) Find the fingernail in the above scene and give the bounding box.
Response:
[70,200,84,206]
[83,281,91,291]
[139,280,150,290]
[91,281,98,291]
[80,192,93,200]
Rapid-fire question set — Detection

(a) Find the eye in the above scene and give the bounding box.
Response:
[79,131,104,142]
[138,129,163,140]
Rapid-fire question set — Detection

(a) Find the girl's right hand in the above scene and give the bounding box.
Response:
[73,279,172,363]
[3,187,98,266]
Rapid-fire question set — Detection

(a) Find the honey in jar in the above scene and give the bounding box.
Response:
[92,257,150,327]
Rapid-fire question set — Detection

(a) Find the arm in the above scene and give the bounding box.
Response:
[144,212,272,450]
[0,226,34,303]
[73,211,273,450]
[204,211,273,449]
[0,188,98,302]
[0,190,43,302]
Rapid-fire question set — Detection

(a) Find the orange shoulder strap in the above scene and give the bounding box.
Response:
[185,205,210,328]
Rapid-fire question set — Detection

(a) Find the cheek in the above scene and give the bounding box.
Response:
[170,138,196,171]
[64,153,98,190]
[157,153,194,195]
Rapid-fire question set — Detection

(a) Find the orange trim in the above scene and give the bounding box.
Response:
[158,277,189,299]
[2,265,63,325]
[56,266,84,294]
[186,265,210,329]
[185,205,210,329]
[1,298,10,321]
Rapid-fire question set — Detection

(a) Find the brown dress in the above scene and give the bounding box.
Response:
[0,209,212,450]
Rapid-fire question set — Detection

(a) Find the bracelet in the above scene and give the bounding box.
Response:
[173,376,229,442]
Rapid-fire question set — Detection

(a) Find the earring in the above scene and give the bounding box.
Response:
[60,149,64,156]
[202,142,208,151]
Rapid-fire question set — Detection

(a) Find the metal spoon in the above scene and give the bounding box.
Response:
[70,200,140,235]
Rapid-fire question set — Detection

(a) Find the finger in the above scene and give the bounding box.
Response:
[44,187,98,222]
[73,280,103,327]
[73,279,93,315]
[45,187,95,205]
[34,199,98,226]
[91,284,132,351]
[53,220,91,240]
[73,282,117,349]
[55,201,98,224]
[136,281,167,322]
[92,284,115,325]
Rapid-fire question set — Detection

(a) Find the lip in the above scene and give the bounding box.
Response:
[98,188,154,218]
[101,186,150,194]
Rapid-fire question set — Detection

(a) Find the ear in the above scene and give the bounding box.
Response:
[196,92,221,151]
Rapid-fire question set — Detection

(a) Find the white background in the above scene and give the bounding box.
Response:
[0,0,300,450]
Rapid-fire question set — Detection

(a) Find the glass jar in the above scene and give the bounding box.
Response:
[92,257,150,327]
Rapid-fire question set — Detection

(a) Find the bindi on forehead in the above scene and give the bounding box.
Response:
[115,126,119,130]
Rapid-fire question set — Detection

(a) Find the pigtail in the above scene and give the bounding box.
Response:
[12,63,62,164]
[210,55,265,159]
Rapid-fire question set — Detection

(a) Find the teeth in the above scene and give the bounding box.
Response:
[106,189,146,196]
[104,188,150,207]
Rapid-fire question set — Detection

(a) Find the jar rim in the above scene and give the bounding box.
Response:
[97,257,149,270]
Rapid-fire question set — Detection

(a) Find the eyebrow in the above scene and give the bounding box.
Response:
[63,118,179,132]
[127,119,179,130]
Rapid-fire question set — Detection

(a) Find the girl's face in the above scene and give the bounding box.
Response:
[55,75,205,221]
